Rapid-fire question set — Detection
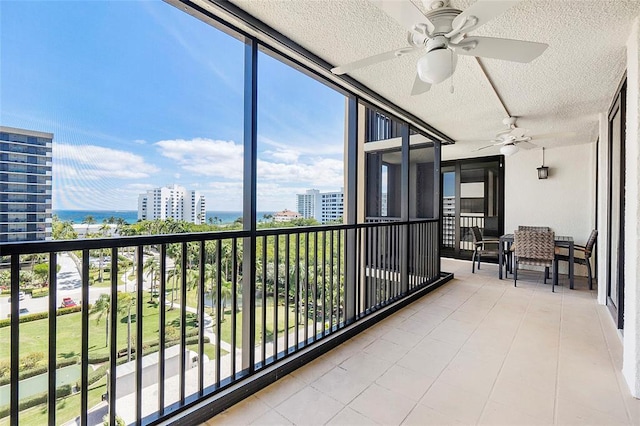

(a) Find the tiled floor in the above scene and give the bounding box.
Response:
[203,258,640,425]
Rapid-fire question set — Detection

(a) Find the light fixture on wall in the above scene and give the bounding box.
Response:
[537,147,549,179]
[500,144,519,156]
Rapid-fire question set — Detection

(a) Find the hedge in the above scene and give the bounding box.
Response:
[31,288,48,298]
[0,384,72,419]
[0,356,80,386]
[0,305,82,328]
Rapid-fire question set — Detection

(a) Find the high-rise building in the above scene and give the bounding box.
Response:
[296,188,344,224]
[0,126,52,242]
[138,184,206,224]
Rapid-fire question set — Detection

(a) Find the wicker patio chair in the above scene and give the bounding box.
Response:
[555,229,598,290]
[514,230,557,291]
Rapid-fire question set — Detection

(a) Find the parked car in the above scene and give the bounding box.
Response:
[8,291,26,303]
[18,308,29,316]
[60,297,77,308]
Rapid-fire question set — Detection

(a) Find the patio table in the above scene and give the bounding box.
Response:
[498,234,575,289]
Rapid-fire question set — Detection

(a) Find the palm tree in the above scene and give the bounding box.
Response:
[91,294,112,347]
[97,222,111,282]
[118,292,136,361]
[82,215,96,235]
[144,256,160,301]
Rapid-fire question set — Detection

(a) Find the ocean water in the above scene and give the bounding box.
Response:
[54,210,273,225]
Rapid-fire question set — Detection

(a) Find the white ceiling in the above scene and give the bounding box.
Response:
[229,0,640,154]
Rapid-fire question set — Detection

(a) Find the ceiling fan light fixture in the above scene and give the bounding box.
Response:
[416,48,457,84]
[500,144,519,156]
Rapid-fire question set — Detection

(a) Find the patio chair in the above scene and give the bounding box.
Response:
[554,229,598,290]
[471,226,508,273]
[511,226,552,277]
[514,229,557,291]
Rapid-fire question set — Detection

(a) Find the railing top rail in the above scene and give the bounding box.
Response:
[0,218,440,256]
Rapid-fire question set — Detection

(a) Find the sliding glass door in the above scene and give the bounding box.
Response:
[441,156,504,259]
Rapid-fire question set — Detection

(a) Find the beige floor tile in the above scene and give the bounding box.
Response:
[310,366,370,404]
[349,383,416,425]
[478,400,549,425]
[207,395,270,425]
[363,337,411,363]
[380,328,422,348]
[401,403,464,425]
[202,258,633,426]
[326,407,380,425]
[249,409,293,425]
[419,380,488,424]
[489,376,555,423]
[254,374,307,408]
[339,351,394,383]
[274,386,343,426]
[289,353,336,384]
[375,364,436,401]
[556,395,631,425]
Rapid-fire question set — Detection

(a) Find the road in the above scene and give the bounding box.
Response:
[0,252,116,318]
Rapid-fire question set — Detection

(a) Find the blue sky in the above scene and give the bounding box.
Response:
[1,1,345,211]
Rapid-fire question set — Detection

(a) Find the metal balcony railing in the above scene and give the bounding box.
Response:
[1,219,445,425]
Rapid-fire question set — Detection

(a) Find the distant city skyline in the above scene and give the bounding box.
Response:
[1,1,345,212]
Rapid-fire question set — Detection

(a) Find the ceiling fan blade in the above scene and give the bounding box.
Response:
[510,127,527,138]
[452,0,521,35]
[473,143,500,152]
[454,36,548,63]
[411,74,431,96]
[370,0,435,35]
[331,46,419,75]
[516,140,538,150]
[529,131,577,140]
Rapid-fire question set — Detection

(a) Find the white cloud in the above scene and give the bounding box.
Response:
[155,138,244,180]
[257,158,344,188]
[54,143,159,179]
[134,139,147,145]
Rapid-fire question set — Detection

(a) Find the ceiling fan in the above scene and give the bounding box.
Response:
[331,0,548,95]
[469,117,576,156]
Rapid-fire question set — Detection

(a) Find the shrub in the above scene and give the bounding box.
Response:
[0,305,83,328]
[31,288,49,298]
[20,352,45,370]
[88,365,108,386]
[0,384,72,419]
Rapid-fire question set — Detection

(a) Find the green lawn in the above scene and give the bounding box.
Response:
[1,292,201,363]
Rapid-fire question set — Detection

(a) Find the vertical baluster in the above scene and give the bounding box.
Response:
[216,239,222,384]
[231,239,238,379]
[329,230,334,332]
[321,231,326,336]
[304,232,309,344]
[199,241,206,394]
[261,236,267,365]
[336,229,340,326]
[109,248,118,422]
[180,242,187,403]
[9,255,18,426]
[136,246,144,424]
[159,244,166,414]
[81,250,90,426]
[273,235,279,358]
[284,235,290,354]
[313,231,318,341]
[295,233,300,350]
[48,252,57,426]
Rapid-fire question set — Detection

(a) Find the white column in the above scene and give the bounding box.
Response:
[597,112,609,306]
[623,17,640,398]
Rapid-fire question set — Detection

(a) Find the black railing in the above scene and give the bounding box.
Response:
[1,219,444,425]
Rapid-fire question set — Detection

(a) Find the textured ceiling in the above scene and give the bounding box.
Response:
[230,0,639,154]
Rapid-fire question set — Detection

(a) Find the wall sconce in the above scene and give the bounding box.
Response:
[537,147,549,179]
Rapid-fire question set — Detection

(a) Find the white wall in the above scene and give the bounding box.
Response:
[623,17,640,399]
[503,144,596,247]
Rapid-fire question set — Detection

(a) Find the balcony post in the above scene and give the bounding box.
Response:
[344,95,358,322]
[401,124,409,294]
[242,38,258,371]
